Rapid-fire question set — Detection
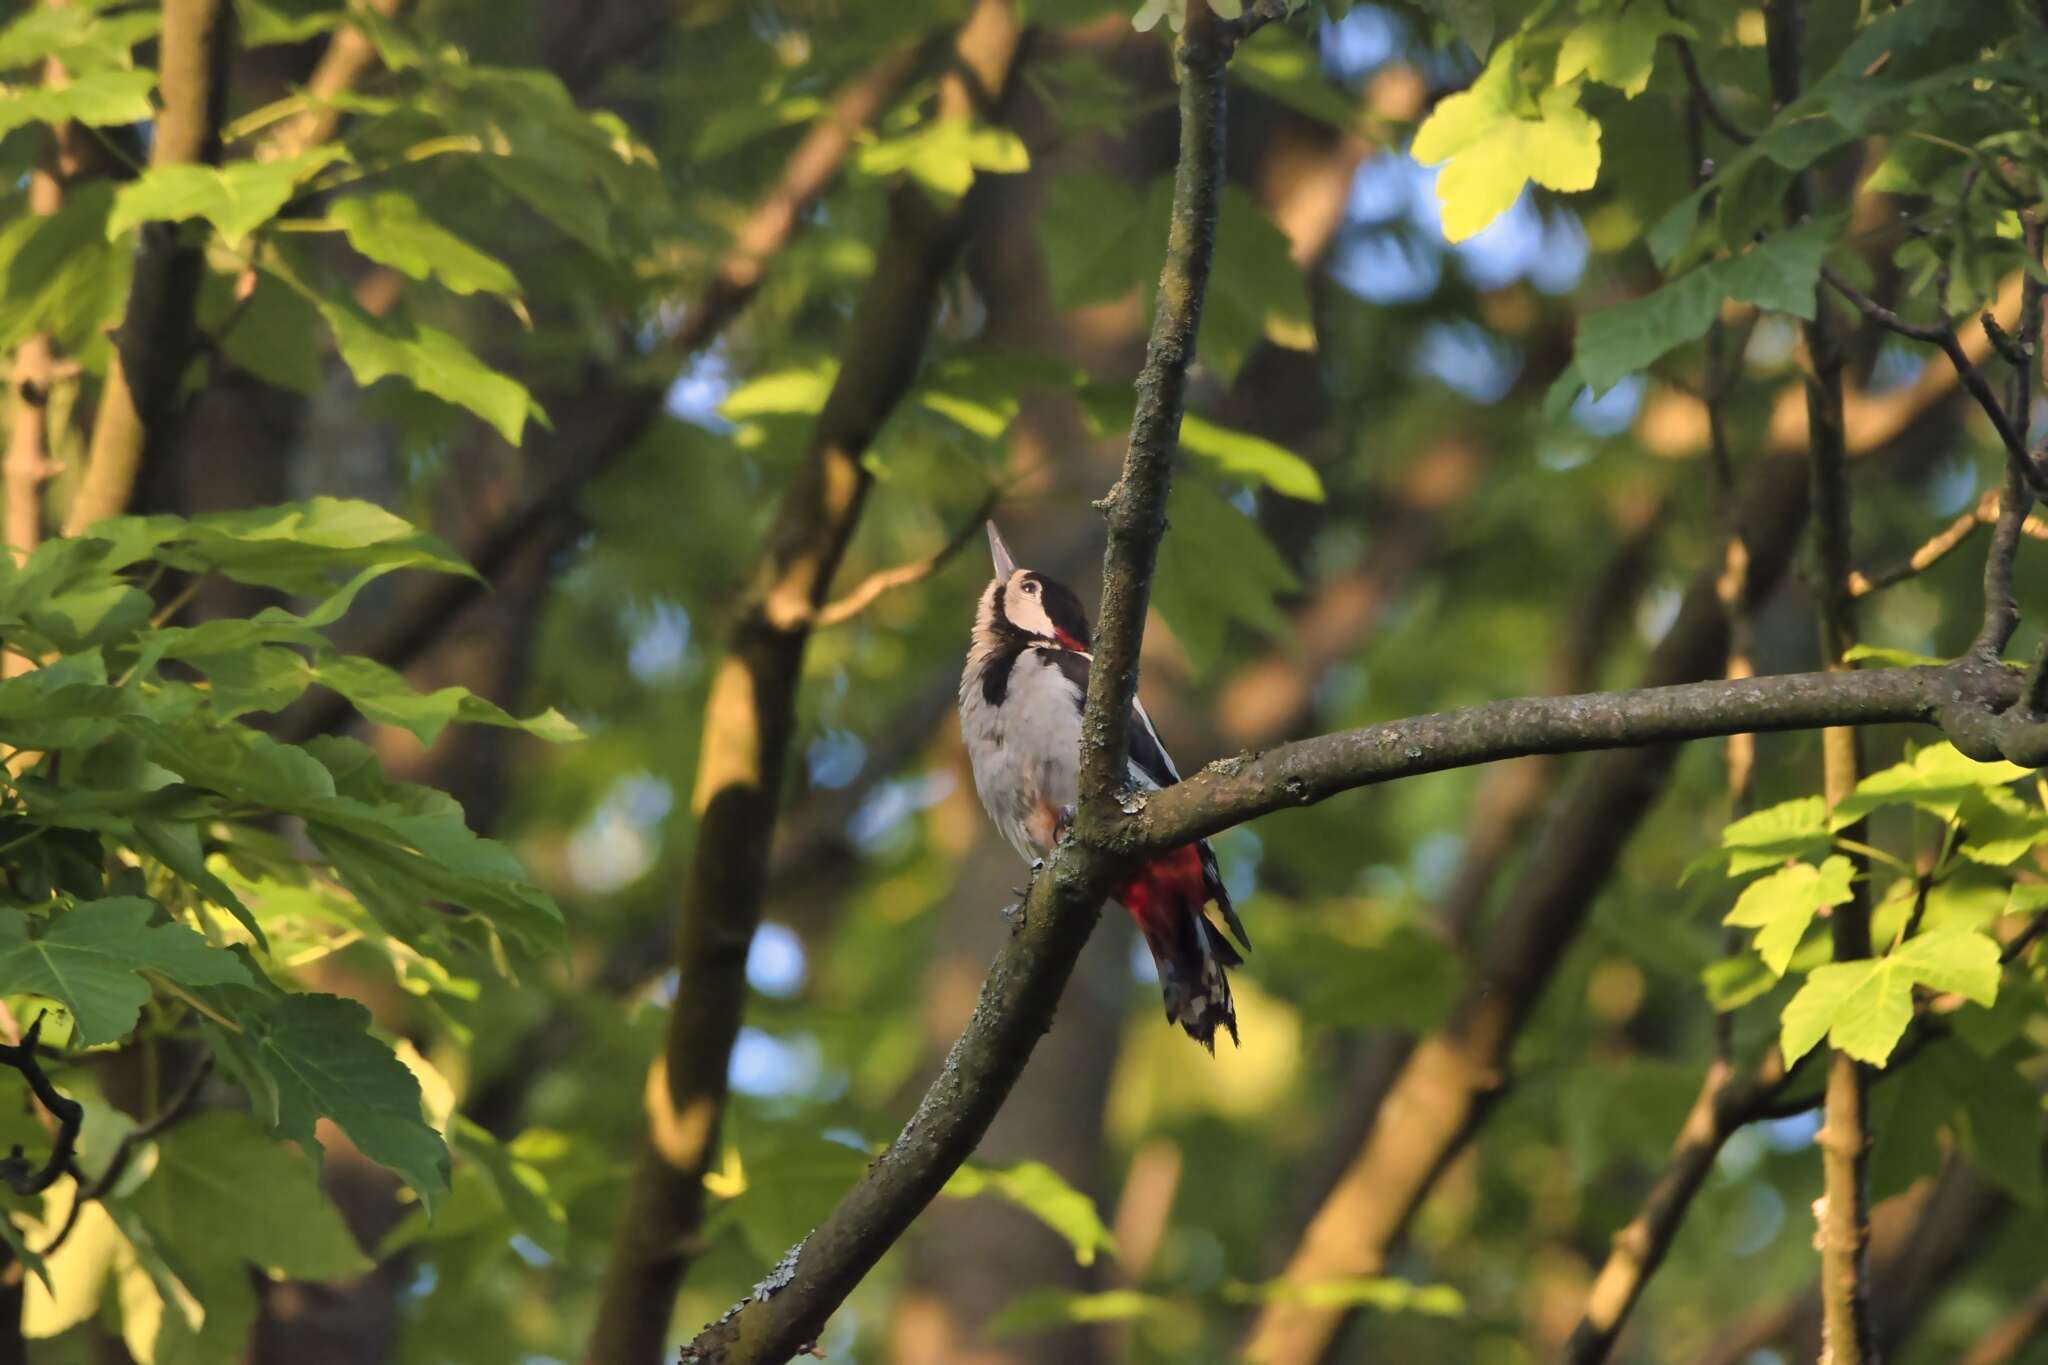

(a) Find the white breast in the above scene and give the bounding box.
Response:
[958,646,1085,864]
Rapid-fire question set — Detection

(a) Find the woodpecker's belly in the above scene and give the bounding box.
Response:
[959,647,1083,864]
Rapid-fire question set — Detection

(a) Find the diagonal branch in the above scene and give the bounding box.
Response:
[1560,1047,1798,1364]
[675,10,1239,1362]
[62,0,234,535]
[580,8,1027,1363]
[813,490,1000,628]
[0,1017,82,1197]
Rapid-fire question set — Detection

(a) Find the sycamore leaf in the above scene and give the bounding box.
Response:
[305,651,581,747]
[107,148,348,247]
[243,991,450,1210]
[1555,3,1693,98]
[313,293,537,445]
[855,121,1029,200]
[327,192,521,300]
[1832,741,2032,825]
[1715,796,1831,876]
[1574,220,1832,391]
[942,1159,1118,1267]
[1779,928,2001,1066]
[1412,42,1601,242]
[1724,855,1854,976]
[1150,480,1299,669]
[126,1112,370,1281]
[0,900,248,1045]
[0,68,155,137]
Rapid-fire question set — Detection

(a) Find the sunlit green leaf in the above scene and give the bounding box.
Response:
[1779,928,2001,1066]
[0,899,248,1044]
[942,1159,1118,1267]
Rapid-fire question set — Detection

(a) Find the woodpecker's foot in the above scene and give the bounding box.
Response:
[1003,859,1047,927]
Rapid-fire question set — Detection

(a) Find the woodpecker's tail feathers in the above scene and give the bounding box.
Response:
[1119,847,1243,1053]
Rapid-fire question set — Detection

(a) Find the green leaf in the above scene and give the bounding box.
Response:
[234,0,343,47]
[0,900,248,1045]
[1701,953,1777,1011]
[1036,172,1158,312]
[1724,856,1854,976]
[0,68,155,137]
[1150,480,1299,670]
[1205,186,1315,379]
[1226,1275,1467,1315]
[0,181,132,360]
[242,991,450,1210]
[988,1289,1168,1338]
[1179,415,1325,502]
[106,148,348,247]
[126,1111,371,1280]
[1232,25,1361,129]
[1555,3,1692,99]
[216,270,326,395]
[1411,42,1601,242]
[1575,220,1832,392]
[1953,789,2048,866]
[942,1159,1117,1267]
[311,291,537,445]
[0,5,161,72]
[1779,928,2002,1066]
[1843,642,1947,668]
[327,192,521,300]
[855,120,1029,200]
[305,651,581,747]
[116,496,476,594]
[719,361,839,421]
[1832,741,2033,825]
[1716,796,1831,876]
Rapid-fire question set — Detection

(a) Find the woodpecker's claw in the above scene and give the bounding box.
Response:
[1003,859,1048,927]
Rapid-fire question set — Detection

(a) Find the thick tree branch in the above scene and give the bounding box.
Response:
[62,0,233,535]
[675,11,1235,1362]
[1107,661,2023,857]
[581,9,1025,1363]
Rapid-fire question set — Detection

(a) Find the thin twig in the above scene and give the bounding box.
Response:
[1820,264,2041,498]
[36,1053,213,1258]
[1976,209,2045,660]
[1669,35,1753,147]
[813,491,1000,628]
[0,1017,82,1197]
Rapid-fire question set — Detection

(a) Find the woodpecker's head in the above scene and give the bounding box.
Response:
[975,523,1091,653]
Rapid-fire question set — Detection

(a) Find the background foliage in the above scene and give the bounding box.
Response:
[0,0,2044,1362]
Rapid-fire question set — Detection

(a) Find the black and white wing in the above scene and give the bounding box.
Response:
[1039,647,1251,954]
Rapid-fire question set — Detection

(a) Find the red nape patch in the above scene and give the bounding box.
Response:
[1054,628,1086,652]
[1115,844,1206,940]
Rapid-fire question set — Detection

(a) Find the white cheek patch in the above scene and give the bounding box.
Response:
[1006,573,1056,638]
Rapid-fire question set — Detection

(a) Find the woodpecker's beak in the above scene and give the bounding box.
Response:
[986,522,1018,580]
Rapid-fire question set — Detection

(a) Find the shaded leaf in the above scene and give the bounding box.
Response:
[0,899,248,1045]
[107,148,348,247]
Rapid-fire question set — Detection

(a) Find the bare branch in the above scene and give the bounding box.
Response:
[258,0,407,160]
[1111,662,2023,856]
[1670,35,1754,147]
[0,1017,81,1197]
[813,491,1000,628]
[1821,264,2041,502]
[63,0,234,535]
[1560,1048,1796,1364]
[36,1053,213,1258]
[1956,1283,2048,1365]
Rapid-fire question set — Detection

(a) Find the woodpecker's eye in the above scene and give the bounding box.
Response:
[1021,581,1038,595]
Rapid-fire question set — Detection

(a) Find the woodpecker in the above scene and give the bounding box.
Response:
[958,523,1250,1051]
